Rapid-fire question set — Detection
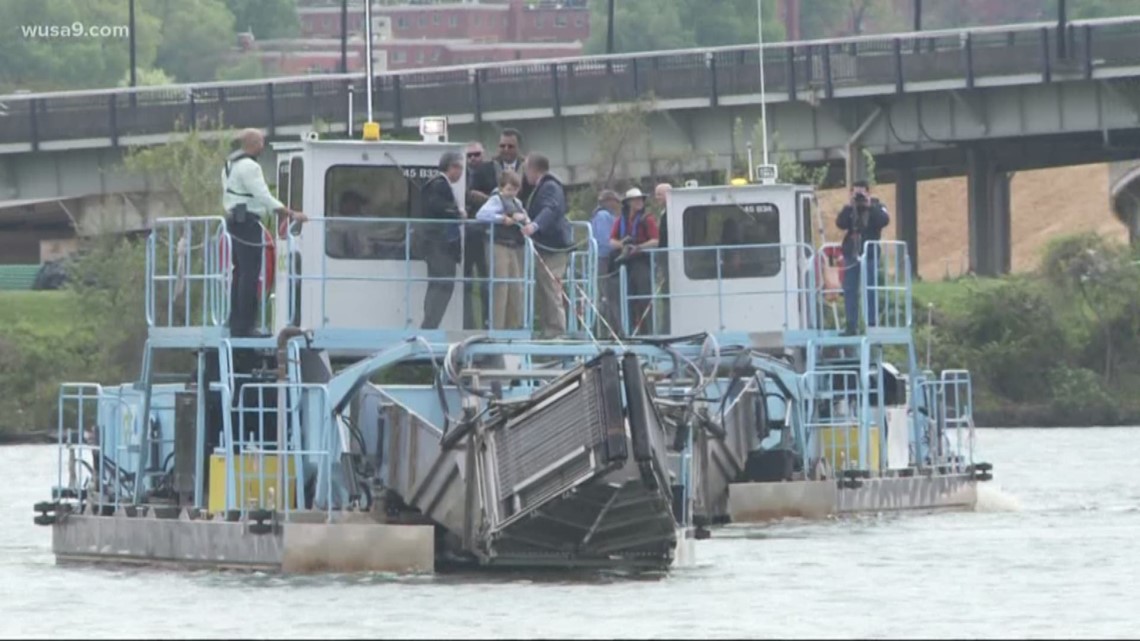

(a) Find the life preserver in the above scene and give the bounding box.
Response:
[218,225,275,297]
[817,245,844,302]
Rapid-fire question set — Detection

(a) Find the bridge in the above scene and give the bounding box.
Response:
[2,16,1140,275]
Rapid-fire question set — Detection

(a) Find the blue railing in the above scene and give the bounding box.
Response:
[146,216,242,331]
[55,383,103,508]
[3,17,1139,149]
[916,370,976,470]
[212,381,336,520]
[861,240,913,333]
[608,242,819,338]
[289,216,545,334]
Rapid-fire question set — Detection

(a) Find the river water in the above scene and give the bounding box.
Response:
[2,428,1137,639]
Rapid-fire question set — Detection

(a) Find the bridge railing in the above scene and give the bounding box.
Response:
[3,17,1140,148]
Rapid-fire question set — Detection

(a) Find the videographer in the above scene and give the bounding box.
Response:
[836,179,890,335]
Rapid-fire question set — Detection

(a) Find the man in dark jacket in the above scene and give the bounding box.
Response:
[464,141,494,329]
[521,152,572,338]
[836,179,891,335]
[419,151,464,330]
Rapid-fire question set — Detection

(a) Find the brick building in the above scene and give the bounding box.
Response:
[260,0,589,74]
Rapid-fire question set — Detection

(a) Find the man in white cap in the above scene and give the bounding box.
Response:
[608,187,659,336]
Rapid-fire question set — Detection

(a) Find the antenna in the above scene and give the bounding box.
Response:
[362,0,379,140]
[757,0,769,167]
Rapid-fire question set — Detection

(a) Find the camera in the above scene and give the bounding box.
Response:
[852,192,869,207]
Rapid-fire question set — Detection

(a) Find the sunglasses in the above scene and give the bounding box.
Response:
[466,151,482,159]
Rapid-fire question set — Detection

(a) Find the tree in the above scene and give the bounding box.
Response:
[582,97,654,192]
[123,120,236,219]
[151,0,238,82]
[1040,233,1140,386]
[215,54,266,82]
[584,0,783,55]
[226,0,300,39]
[0,0,162,91]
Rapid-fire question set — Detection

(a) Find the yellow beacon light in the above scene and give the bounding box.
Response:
[362,121,381,141]
[730,177,750,186]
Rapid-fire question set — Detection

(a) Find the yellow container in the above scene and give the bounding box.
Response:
[208,452,298,513]
[818,425,880,472]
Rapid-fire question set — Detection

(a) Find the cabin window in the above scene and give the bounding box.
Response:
[681,203,782,280]
[323,164,440,260]
[289,157,304,218]
[799,195,813,247]
[276,162,289,204]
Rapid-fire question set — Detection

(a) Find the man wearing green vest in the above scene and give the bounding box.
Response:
[221,128,306,337]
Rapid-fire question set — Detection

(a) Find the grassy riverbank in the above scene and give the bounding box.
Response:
[1,233,1137,436]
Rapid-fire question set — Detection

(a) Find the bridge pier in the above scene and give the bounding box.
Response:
[894,168,919,277]
[966,148,1012,277]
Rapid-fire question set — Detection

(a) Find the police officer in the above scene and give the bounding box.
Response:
[222,128,306,337]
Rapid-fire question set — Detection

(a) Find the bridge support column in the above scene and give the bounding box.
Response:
[894,168,919,277]
[966,149,1012,276]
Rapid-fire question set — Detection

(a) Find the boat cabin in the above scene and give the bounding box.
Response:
[660,182,818,344]
[264,123,821,353]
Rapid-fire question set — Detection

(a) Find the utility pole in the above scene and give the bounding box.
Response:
[1057,0,1068,59]
[340,0,349,73]
[913,0,922,32]
[605,0,615,54]
[128,0,137,88]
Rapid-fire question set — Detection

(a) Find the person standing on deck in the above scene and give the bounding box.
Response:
[492,129,531,202]
[591,190,620,338]
[476,170,529,330]
[836,179,890,335]
[419,151,465,330]
[609,188,659,336]
[464,141,494,329]
[222,128,306,338]
[653,182,673,333]
[521,153,572,338]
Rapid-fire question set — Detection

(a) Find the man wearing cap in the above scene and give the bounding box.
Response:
[609,187,659,336]
[591,189,620,337]
[221,127,306,338]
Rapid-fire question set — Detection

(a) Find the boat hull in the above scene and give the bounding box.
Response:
[726,473,977,522]
[50,511,435,574]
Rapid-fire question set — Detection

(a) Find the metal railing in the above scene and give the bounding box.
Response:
[55,384,104,510]
[861,240,913,333]
[609,242,819,338]
[288,216,543,333]
[917,369,975,470]
[213,381,336,520]
[146,216,246,331]
[799,370,871,476]
[3,17,1139,148]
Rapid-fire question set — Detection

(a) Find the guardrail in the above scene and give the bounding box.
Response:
[146,216,239,331]
[610,241,819,338]
[3,17,1139,149]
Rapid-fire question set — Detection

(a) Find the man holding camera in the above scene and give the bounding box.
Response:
[836,179,890,335]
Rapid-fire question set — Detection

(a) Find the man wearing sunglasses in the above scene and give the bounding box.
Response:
[464,141,495,330]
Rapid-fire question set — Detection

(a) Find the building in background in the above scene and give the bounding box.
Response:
[242,0,589,75]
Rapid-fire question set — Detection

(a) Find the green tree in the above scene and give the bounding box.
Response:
[585,0,783,55]
[123,121,235,218]
[0,0,162,91]
[149,0,237,82]
[226,0,300,39]
[215,54,266,82]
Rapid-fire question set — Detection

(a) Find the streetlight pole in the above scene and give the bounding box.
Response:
[128,0,137,88]
[1057,0,1068,59]
[340,0,349,73]
[605,0,615,54]
[913,0,922,32]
